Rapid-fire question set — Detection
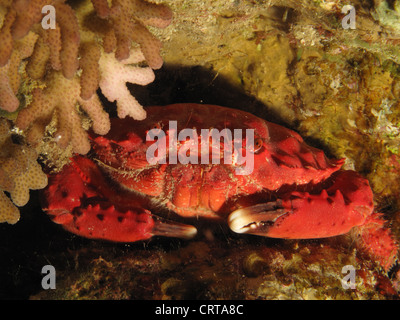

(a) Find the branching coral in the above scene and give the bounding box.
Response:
[0,119,48,224]
[100,0,172,68]
[24,1,81,80]
[0,0,171,225]
[16,71,111,155]
[0,0,172,154]
[0,31,37,112]
[99,48,155,120]
[15,47,155,154]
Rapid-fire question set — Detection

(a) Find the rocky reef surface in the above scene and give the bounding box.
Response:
[0,0,400,300]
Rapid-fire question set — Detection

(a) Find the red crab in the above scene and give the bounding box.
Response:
[42,104,397,270]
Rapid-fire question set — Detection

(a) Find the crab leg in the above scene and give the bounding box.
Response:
[228,171,374,239]
[43,156,197,242]
[47,202,197,242]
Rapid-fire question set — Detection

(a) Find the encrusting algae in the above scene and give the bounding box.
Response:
[0,0,171,223]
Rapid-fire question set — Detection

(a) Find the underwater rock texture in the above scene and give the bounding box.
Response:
[29,238,396,300]
[1,0,400,300]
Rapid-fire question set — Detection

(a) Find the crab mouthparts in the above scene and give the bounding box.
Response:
[228,202,288,236]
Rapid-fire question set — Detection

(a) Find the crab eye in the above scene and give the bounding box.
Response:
[146,122,163,137]
[152,122,162,130]
[253,138,263,153]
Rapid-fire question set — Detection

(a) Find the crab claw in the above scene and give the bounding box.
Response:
[228,202,288,236]
[47,203,197,242]
[228,171,374,239]
[43,155,197,242]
